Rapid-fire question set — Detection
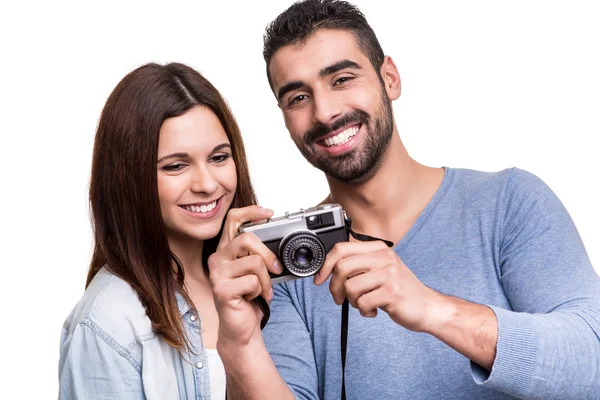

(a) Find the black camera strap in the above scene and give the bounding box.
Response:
[340,229,394,400]
[256,295,270,329]
[252,229,393,400]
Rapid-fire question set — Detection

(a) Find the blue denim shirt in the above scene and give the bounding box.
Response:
[59,267,213,399]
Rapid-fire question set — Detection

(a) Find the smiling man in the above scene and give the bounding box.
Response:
[273,52,394,185]
[211,1,600,399]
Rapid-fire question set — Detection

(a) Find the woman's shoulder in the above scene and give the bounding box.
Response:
[61,267,156,348]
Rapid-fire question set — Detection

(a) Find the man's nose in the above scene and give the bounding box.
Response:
[312,90,343,126]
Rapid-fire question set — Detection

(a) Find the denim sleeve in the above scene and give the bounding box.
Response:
[59,322,144,400]
[472,168,600,399]
[262,283,320,400]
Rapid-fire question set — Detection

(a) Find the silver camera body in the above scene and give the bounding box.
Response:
[238,204,350,284]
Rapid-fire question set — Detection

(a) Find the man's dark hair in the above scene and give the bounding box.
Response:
[263,0,385,89]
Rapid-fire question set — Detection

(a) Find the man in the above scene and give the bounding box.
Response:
[208,1,600,399]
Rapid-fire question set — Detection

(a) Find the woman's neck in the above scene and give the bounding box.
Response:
[168,236,208,285]
[168,235,220,349]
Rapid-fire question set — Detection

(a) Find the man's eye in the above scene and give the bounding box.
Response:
[210,154,231,163]
[334,76,353,86]
[162,163,186,171]
[289,94,309,105]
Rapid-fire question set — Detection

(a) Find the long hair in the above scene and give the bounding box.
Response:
[86,62,256,351]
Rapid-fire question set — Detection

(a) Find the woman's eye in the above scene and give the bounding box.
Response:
[210,153,231,163]
[162,163,186,171]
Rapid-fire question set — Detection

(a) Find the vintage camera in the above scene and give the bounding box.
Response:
[238,204,350,284]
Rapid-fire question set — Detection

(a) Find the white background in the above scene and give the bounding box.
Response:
[1,0,599,397]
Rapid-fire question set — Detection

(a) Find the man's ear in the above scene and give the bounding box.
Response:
[380,56,401,100]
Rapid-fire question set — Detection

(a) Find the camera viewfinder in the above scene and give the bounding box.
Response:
[307,211,335,230]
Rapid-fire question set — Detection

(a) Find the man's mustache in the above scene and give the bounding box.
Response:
[304,110,369,144]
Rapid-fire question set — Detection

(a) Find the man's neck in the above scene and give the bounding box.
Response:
[324,133,444,244]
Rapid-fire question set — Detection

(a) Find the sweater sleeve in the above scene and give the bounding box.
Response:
[473,168,600,399]
[262,282,320,400]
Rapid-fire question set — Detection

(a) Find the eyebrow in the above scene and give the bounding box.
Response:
[319,59,361,77]
[157,143,231,164]
[277,81,304,102]
[276,59,362,102]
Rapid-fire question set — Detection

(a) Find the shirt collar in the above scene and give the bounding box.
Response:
[175,291,192,317]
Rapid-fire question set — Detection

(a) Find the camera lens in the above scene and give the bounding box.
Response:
[294,247,314,266]
[279,232,325,277]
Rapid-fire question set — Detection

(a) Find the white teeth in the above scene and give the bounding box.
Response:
[324,126,359,147]
[184,200,217,214]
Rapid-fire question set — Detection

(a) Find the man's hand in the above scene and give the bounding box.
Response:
[208,206,283,347]
[314,240,498,370]
[314,241,439,332]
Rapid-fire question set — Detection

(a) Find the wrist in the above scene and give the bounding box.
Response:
[421,289,457,335]
[217,329,264,364]
[217,330,294,400]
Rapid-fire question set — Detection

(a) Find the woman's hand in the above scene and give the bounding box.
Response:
[208,206,283,347]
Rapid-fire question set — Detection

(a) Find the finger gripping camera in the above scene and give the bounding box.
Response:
[238,204,350,284]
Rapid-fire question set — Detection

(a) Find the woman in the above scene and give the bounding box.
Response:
[58,62,277,399]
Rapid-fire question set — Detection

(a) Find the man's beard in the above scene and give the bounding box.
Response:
[297,92,394,184]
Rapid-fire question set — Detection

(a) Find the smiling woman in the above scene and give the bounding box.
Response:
[157,107,238,246]
[57,62,260,399]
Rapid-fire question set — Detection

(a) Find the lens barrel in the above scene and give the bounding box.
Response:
[279,232,325,277]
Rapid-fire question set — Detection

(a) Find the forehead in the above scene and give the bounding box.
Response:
[158,106,228,154]
[269,29,369,90]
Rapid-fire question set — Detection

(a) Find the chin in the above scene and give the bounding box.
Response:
[190,224,224,242]
[165,222,223,245]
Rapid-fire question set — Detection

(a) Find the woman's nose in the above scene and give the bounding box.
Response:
[189,165,218,195]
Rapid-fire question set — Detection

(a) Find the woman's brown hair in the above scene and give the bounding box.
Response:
[86,62,256,350]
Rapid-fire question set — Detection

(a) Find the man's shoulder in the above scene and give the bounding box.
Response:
[449,166,514,189]
[442,167,561,230]
[62,268,155,348]
[447,166,545,200]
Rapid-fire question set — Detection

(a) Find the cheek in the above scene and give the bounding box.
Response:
[157,175,183,208]
[283,112,291,129]
[285,111,310,144]
[156,176,168,205]
[349,85,381,113]
[218,162,238,194]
